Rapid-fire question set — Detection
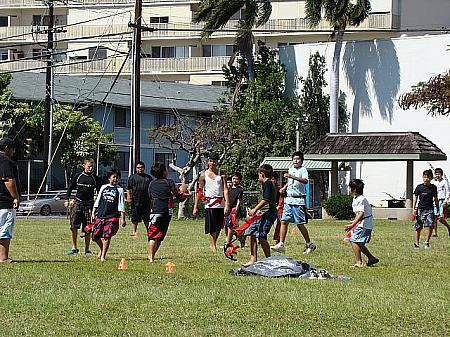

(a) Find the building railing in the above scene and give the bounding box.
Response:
[0,0,193,6]
[0,56,230,74]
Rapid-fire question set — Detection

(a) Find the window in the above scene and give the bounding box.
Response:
[211,81,227,87]
[0,17,8,27]
[202,45,235,57]
[155,152,174,170]
[0,49,8,61]
[154,112,174,128]
[32,15,66,26]
[11,50,24,60]
[54,49,67,62]
[32,48,47,60]
[88,47,107,60]
[151,46,189,58]
[116,151,130,172]
[161,46,174,58]
[230,8,246,20]
[114,107,127,127]
[150,16,169,24]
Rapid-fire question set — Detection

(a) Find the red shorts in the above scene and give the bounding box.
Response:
[92,217,119,240]
[147,213,171,241]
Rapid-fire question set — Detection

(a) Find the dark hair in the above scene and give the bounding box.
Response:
[423,169,433,179]
[257,164,273,179]
[292,151,304,161]
[106,168,121,179]
[434,167,443,175]
[232,171,242,181]
[349,179,364,195]
[208,152,220,161]
[272,172,279,180]
[135,161,145,168]
[226,176,232,182]
[151,162,166,179]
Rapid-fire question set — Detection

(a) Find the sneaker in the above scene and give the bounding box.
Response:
[303,242,316,254]
[271,242,285,253]
[424,242,430,249]
[67,248,79,255]
[309,269,318,279]
[84,250,93,256]
[414,243,420,250]
[318,269,331,279]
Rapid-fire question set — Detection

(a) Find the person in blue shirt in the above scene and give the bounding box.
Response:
[91,169,126,261]
[271,151,316,255]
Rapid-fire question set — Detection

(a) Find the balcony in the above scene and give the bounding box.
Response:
[0,56,230,75]
[0,0,193,7]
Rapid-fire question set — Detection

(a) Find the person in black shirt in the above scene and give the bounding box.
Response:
[147,163,190,262]
[224,172,244,245]
[412,169,439,249]
[242,164,277,267]
[0,139,20,263]
[127,161,152,238]
[64,159,102,256]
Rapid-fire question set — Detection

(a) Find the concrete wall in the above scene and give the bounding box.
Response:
[280,34,450,206]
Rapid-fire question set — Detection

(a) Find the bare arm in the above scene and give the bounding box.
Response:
[4,178,19,209]
[249,199,268,216]
[345,211,364,231]
[193,173,205,216]
[283,172,308,184]
[222,175,230,214]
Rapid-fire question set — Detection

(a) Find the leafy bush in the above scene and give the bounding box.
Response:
[322,194,355,220]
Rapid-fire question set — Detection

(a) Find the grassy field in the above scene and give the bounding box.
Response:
[1,217,449,336]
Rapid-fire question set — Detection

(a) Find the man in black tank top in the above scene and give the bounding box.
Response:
[65,159,102,256]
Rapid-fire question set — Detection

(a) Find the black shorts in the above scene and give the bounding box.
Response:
[131,205,150,224]
[205,208,224,234]
[71,201,93,230]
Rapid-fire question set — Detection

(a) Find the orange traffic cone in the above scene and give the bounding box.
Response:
[118,258,128,270]
[165,261,176,273]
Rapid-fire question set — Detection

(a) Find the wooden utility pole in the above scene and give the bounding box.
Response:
[131,0,142,168]
[44,0,54,191]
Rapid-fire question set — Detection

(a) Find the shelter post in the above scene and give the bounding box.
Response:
[331,160,338,195]
[406,160,414,208]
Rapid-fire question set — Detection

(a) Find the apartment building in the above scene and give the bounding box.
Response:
[2,0,448,85]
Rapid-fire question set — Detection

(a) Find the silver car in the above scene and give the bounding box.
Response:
[18,192,68,216]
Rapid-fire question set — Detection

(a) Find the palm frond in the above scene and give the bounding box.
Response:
[305,0,324,27]
[348,0,371,26]
[192,0,217,23]
[255,0,272,27]
[198,0,245,37]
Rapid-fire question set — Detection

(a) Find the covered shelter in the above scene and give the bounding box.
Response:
[304,132,447,208]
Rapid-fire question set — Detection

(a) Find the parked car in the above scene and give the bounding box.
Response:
[18,191,69,216]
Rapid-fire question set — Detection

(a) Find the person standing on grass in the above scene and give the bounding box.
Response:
[127,161,152,238]
[65,159,102,256]
[147,163,190,262]
[242,164,277,267]
[0,139,20,263]
[431,168,450,237]
[91,169,126,261]
[412,169,439,249]
[344,179,379,268]
[271,151,316,255]
[193,152,229,252]
[224,172,244,246]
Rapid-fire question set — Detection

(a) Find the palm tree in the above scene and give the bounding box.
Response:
[193,0,272,81]
[305,0,371,133]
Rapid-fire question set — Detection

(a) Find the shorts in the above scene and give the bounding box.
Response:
[147,213,171,241]
[245,211,277,240]
[350,227,372,246]
[92,217,119,240]
[71,201,94,230]
[0,209,16,240]
[131,205,150,224]
[205,208,224,234]
[414,209,434,229]
[434,200,448,219]
[224,208,239,229]
[281,204,306,225]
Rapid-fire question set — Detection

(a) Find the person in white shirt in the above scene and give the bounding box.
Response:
[431,168,450,237]
[344,179,379,268]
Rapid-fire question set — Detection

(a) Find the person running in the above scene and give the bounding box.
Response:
[271,151,316,254]
[127,161,152,238]
[431,168,450,236]
[147,163,190,262]
[193,152,229,252]
[0,138,20,263]
[65,159,102,256]
[91,169,126,261]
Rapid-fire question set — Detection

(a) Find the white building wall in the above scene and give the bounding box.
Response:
[281,34,450,205]
[400,0,450,30]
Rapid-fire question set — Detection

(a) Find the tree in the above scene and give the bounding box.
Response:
[398,71,450,116]
[193,0,272,80]
[305,0,371,133]
[218,43,299,190]
[0,74,116,188]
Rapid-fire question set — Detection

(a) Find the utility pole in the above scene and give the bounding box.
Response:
[44,0,54,191]
[131,0,142,169]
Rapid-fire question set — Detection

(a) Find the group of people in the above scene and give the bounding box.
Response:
[0,135,448,266]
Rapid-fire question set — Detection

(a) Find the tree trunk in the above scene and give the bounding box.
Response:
[247,50,255,81]
[329,29,344,133]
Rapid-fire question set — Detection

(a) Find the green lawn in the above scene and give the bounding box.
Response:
[1,217,449,336]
